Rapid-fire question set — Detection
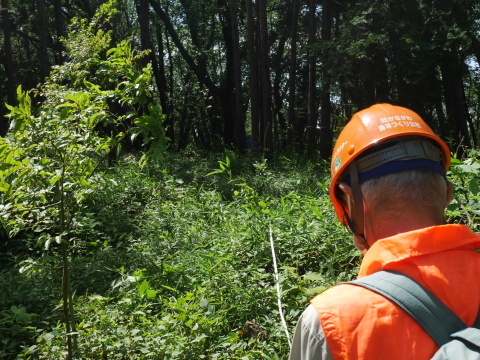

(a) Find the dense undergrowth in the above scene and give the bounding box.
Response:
[0,151,357,359]
[1,149,479,359]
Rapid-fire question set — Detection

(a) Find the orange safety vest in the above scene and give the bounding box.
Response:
[311,224,480,360]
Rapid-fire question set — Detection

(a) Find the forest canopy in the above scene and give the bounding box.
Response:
[1,0,479,158]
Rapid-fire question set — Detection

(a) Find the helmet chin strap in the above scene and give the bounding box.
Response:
[345,161,369,249]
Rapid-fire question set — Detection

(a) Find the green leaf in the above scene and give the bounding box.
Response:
[191,334,208,343]
[310,205,322,218]
[49,175,62,186]
[469,178,479,195]
[138,279,149,296]
[457,163,480,175]
[303,272,324,281]
[146,289,157,298]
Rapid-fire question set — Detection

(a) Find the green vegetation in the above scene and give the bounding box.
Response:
[0,152,356,359]
[1,149,479,359]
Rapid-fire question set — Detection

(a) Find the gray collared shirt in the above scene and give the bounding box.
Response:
[289,304,334,360]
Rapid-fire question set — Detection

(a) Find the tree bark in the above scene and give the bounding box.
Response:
[136,0,174,145]
[440,54,472,155]
[287,0,299,148]
[215,0,241,148]
[2,0,15,105]
[154,19,175,145]
[1,0,15,136]
[230,0,246,150]
[306,0,317,155]
[258,0,273,157]
[135,0,152,69]
[53,0,66,63]
[319,0,333,160]
[272,33,287,149]
[36,0,50,81]
[246,0,260,152]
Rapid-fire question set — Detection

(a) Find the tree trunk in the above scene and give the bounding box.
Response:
[135,0,152,68]
[258,0,273,157]
[1,0,15,136]
[272,34,287,149]
[136,0,175,145]
[287,0,299,148]
[246,0,260,152]
[306,0,317,155]
[36,0,50,81]
[230,0,246,150]
[440,54,472,156]
[2,0,15,105]
[177,74,193,150]
[319,0,333,160]
[216,0,236,147]
[53,0,66,63]
[154,19,175,145]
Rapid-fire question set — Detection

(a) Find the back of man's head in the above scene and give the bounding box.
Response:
[361,170,448,228]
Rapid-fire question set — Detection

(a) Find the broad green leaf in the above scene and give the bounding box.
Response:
[49,175,62,186]
[303,272,324,281]
[146,289,156,298]
[138,280,149,296]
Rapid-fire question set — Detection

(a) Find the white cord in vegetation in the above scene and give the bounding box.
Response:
[269,224,292,348]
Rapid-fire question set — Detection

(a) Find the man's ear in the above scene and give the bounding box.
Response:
[446,180,454,207]
[338,182,353,215]
[338,182,353,197]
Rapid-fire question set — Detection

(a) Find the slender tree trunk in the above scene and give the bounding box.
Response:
[37,0,50,80]
[216,0,239,148]
[272,34,287,149]
[246,0,260,152]
[53,0,66,63]
[287,0,299,148]
[230,0,246,150]
[2,0,15,109]
[154,20,175,145]
[136,0,175,145]
[258,0,273,157]
[178,74,193,150]
[306,0,317,155]
[440,54,472,156]
[135,0,151,68]
[164,2,176,146]
[319,0,333,159]
[362,59,376,107]
[462,84,477,148]
[59,167,79,360]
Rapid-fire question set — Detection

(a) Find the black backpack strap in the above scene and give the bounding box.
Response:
[347,270,466,347]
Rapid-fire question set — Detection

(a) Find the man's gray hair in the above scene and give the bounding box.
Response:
[361,170,448,225]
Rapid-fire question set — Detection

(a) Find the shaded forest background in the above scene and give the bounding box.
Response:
[1,0,480,158]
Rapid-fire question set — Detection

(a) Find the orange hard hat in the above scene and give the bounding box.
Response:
[329,103,451,225]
